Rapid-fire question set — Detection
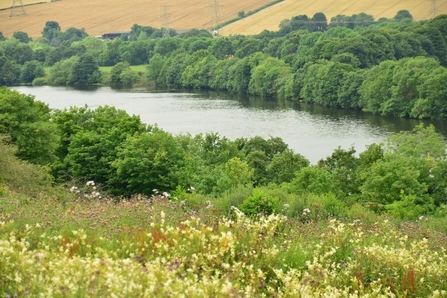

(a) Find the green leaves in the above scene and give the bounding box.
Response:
[113,129,185,197]
[72,54,102,86]
[0,87,59,165]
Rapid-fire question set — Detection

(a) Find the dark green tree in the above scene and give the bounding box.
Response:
[42,21,62,44]
[311,12,328,32]
[72,54,102,86]
[209,37,234,59]
[12,31,32,43]
[19,60,45,84]
[0,56,21,86]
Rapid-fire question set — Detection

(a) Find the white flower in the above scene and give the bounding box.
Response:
[303,208,311,213]
[86,181,95,186]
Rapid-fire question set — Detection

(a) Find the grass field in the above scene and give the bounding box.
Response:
[220,0,447,35]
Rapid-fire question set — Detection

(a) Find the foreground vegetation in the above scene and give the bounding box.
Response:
[2,182,447,297]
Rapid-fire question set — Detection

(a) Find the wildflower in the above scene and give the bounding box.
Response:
[162,192,170,198]
[86,181,95,186]
[70,186,78,193]
[303,208,311,213]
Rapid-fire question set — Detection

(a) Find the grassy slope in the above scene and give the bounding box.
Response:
[0,0,273,38]
[220,0,447,36]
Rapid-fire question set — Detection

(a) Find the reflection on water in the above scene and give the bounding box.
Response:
[12,86,447,164]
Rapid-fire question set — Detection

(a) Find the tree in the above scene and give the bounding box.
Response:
[112,129,185,196]
[289,166,336,195]
[19,60,45,84]
[110,62,132,88]
[10,43,33,64]
[249,57,291,97]
[358,125,446,216]
[0,87,59,165]
[209,37,234,59]
[0,56,21,86]
[158,50,189,88]
[154,38,180,57]
[393,10,413,22]
[42,21,61,44]
[234,37,265,58]
[311,12,328,32]
[359,60,398,114]
[146,53,166,84]
[72,54,102,86]
[182,53,217,89]
[266,149,309,184]
[55,105,146,187]
[48,56,78,86]
[12,31,32,43]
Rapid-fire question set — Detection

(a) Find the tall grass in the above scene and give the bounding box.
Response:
[1,185,447,297]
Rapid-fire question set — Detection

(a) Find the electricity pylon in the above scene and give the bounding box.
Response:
[161,4,170,38]
[10,0,26,17]
[210,0,222,36]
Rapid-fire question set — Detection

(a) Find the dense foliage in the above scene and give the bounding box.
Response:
[1,12,447,118]
[1,87,447,221]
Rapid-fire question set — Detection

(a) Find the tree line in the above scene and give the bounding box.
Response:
[1,86,447,220]
[1,11,447,118]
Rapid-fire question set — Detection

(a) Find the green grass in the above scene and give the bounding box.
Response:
[100,65,147,74]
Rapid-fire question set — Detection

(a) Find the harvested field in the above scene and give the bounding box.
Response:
[1,0,446,39]
[220,0,447,36]
[0,0,50,9]
[0,0,272,38]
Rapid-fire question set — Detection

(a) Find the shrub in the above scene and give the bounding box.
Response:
[239,188,280,216]
[32,77,46,86]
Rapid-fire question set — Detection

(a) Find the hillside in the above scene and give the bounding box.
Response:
[0,0,272,38]
[220,0,447,35]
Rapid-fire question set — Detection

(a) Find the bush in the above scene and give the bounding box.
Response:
[32,77,46,86]
[0,136,55,197]
[239,188,280,216]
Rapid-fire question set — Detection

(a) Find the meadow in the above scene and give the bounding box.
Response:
[1,181,447,297]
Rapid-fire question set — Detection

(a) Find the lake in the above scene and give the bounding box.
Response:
[12,86,447,164]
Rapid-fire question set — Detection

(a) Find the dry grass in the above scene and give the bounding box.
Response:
[0,0,272,38]
[220,0,447,36]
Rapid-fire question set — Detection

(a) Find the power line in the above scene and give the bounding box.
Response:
[160,4,170,38]
[10,0,26,17]
[431,0,438,18]
[210,0,222,33]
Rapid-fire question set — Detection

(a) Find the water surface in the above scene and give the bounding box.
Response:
[14,86,446,164]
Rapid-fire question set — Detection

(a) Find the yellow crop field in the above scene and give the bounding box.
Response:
[1,0,446,39]
[220,0,447,36]
[0,0,272,38]
[0,0,50,9]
